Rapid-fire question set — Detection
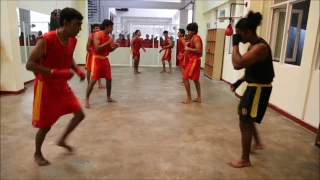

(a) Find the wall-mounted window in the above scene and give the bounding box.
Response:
[269,0,311,66]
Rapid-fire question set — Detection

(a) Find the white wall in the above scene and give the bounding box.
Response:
[304,71,319,127]
[195,0,320,129]
[1,0,24,91]
[16,0,75,15]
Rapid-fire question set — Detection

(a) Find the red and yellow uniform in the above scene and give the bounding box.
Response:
[32,30,81,128]
[125,39,130,47]
[161,36,172,61]
[85,33,95,71]
[177,37,189,69]
[183,34,203,81]
[91,31,112,80]
[143,39,153,48]
[131,36,141,59]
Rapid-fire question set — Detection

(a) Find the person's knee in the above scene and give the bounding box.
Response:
[39,127,51,134]
[75,110,85,121]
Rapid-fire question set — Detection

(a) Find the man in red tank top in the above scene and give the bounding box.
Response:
[131,30,146,74]
[159,30,173,73]
[85,24,105,88]
[26,8,85,166]
[182,23,203,104]
[85,19,119,108]
[177,29,188,84]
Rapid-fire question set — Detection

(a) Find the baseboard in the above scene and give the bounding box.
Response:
[24,79,34,85]
[0,89,25,95]
[221,78,318,134]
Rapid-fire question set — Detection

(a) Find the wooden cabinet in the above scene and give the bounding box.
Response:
[204,29,225,80]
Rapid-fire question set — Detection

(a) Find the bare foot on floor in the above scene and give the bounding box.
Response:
[228,159,251,168]
[107,98,118,103]
[137,71,142,74]
[160,71,166,73]
[181,97,192,104]
[57,141,73,152]
[167,71,172,74]
[34,153,50,166]
[193,98,202,103]
[98,84,105,89]
[85,99,90,108]
[179,82,185,86]
[252,144,265,151]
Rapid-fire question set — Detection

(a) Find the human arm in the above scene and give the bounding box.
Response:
[86,36,91,52]
[185,37,201,54]
[230,75,245,92]
[26,38,73,78]
[232,34,269,70]
[94,32,114,51]
[71,58,85,81]
[140,39,146,52]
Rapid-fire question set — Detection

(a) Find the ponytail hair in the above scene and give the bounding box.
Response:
[235,11,262,34]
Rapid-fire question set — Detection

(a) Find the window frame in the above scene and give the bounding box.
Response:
[267,0,308,65]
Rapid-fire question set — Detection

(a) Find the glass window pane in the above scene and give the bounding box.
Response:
[270,8,286,62]
[284,0,311,66]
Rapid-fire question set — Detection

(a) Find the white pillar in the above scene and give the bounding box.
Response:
[73,0,89,64]
[0,0,24,92]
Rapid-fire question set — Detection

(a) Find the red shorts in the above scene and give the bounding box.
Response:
[32,78,82,128]
[91,55,112,81]
[131,49,140,59]
[162,48,172,61]
[179,53,189,69]
[183,58,201,81]
[85,52,93,71]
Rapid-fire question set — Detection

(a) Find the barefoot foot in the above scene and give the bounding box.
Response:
[85,99,90,108]
[179,82,185,86]
[181,97,192,104]
[34,153,50,166]
[107,98,118,103]
[160,71,166,73]
[98,84,105,89]
[228,159,251,168]
[57,141,73,152]
[193,98,202,103]
[252,144,265,151]
[167,71,172,74]
[137,71,141,74]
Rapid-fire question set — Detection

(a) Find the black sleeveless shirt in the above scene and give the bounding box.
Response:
[245,38,275,84]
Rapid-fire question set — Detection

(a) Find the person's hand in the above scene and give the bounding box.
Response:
[232,34,242,46]
[186,42,190,46]
[107,36,114,44]
[51,69,74,80]
[75,67,85,81]
[159,49,163,53]
[143,49,146,53]
[230,79,243,92]
[185,46,191,51]
[113,43,119,48]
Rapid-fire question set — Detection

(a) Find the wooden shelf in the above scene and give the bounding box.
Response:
[204,28,225,81]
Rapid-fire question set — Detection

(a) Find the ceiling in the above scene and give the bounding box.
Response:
[101,0,193,10]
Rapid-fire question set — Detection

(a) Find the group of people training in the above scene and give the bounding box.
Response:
[26,7,275,169]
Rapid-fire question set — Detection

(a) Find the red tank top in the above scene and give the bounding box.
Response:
[88,33,95,54]
[188,34,203,59]
[164,36,170,47]
[132,36,141,51]
[35,30,77,82]
[177,37,186,54]
[92,31,111,57]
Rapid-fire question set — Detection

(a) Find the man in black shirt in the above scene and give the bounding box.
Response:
[229,11,275,168]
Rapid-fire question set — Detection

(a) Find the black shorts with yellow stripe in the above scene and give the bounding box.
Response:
[238,83,272,124]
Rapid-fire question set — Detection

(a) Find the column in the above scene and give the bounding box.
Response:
[0,0,24,93]
[73,0,89,64]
